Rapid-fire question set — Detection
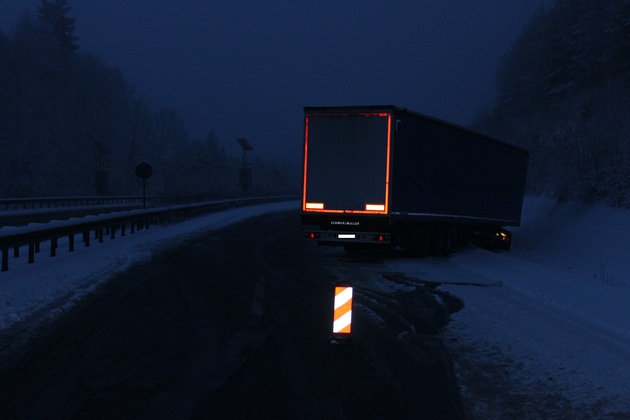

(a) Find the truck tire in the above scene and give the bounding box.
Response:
[344,244,386,255]
[343,244,363,254]
[404,226,431,256]
[434,225,458,257]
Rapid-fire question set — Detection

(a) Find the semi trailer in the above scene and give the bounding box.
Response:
[300,105,529,255]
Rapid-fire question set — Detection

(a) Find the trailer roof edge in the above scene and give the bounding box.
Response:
[303,105,529,154]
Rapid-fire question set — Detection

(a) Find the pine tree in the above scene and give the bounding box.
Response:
[608,0,630,79]
[485,0,630,205]
[37,0,79,52]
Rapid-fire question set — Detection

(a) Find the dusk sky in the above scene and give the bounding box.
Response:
[1,1,545,163]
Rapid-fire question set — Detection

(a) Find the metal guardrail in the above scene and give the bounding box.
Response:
[0,196,152,211]
[0,196,298,272]
[0,194,243,211]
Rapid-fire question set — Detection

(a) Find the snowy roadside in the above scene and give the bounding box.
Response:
[0,201,300,332]
[382,196,630,418]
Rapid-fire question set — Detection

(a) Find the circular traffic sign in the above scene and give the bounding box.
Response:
[135,161,153,179]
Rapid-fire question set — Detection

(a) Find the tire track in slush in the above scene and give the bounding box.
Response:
[242,228,349,419]
[142,241,272,418]
[21,273,160,418]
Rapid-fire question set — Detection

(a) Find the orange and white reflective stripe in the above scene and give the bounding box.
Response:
[333,286,353,334]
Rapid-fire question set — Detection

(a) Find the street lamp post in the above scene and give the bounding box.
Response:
[237,138,253,194]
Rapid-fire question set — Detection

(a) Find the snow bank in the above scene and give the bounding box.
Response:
[382,195,630,416]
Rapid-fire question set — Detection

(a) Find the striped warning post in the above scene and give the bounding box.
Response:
[333,285,353,335]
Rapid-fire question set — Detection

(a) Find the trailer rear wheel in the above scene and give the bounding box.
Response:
[404,226,431,256]
[343,244,388,255]
[343,244,363,254]
[434,225,458,256]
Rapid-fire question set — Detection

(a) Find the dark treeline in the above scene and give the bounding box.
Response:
[0,1,299,198]
[474,0,630,206]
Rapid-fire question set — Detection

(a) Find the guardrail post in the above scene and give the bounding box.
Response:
[121,223,126,237]
[98,228,104,243]
[51,238,57,257]
[84,231,90,247]
[110,226,116,239]
[2,248,8,271]
[28,242,35,263]
[14,246,19,258]
[69,234,75,252]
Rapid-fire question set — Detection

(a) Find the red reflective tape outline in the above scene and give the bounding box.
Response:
[302,113,392,215]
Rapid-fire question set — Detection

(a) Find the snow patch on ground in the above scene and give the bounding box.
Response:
[381,196,630,417]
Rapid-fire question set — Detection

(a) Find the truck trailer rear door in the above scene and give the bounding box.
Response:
[303,111,391,214]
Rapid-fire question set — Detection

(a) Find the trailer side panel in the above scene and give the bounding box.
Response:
[390,110,528,226]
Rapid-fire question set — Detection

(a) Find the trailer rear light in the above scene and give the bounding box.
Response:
[365,204,385,211]
[305,232,320,239]
[373,234,389,242]
[496,232,510,242]
[305,202,325,209]
[338,234,356,239]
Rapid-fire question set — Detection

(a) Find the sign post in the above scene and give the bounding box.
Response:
[331,283,353,344]
[135,160,153,209]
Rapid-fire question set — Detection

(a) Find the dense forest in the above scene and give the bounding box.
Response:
[475,0,630,206]
[0,0,298,198]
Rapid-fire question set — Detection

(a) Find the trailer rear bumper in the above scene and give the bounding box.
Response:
[303,229,391,244]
